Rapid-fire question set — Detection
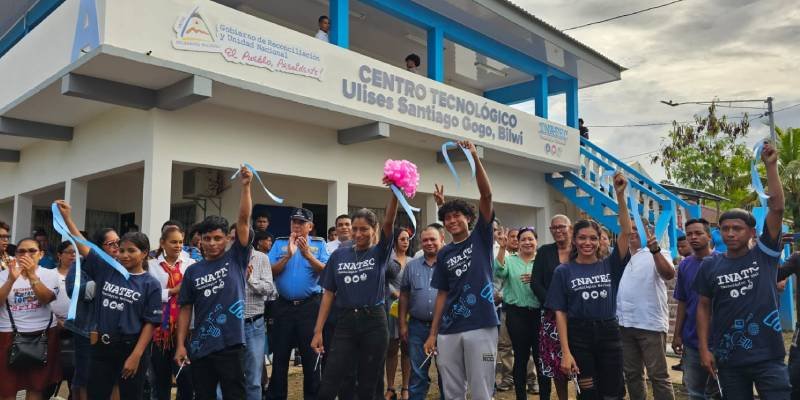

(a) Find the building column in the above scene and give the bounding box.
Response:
[566,77,579,128]
[11,194,33,243]
[65,179,88,231]
[534,74,548,118]
[142,157,172,244]
[420,193,439,230]
[327,180,348,229]
[330,0,349,48]
[427,27,444,82]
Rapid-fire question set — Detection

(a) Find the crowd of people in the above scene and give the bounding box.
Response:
[0,140,795,400]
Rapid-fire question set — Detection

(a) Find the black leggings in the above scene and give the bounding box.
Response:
[88,339,150,400]
[567,319,625,400]
[318,306,389,400]
[505,305,550,400]
[150,343,194,400]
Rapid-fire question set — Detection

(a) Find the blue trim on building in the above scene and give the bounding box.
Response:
[483,76,575,105]
[330,0,349,48]
[71,0,100,62]
[534,75,548,118]
[566,78,579,128]
[427,27,443,82]
[356,0,566,81]
[0,0,65,59]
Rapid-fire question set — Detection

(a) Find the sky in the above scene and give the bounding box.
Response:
[510,0,800,182]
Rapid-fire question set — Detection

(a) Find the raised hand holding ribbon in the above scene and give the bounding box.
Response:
[384,159,421,235]
[611,172,647,246]
[441,141,476,187]
[751,142,771,209]
[231,162,283,204]
[52,200,130,320]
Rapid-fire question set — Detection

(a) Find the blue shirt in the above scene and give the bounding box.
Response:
[321,231,394,308]
[673,252,717,349]
[431,212,499,334]
[183,245,203,262]
[179,230,252,360]
[268,237,329,300]
[545,246,630,320]
[83,251,162,336]
[38,252,57,269]
[400,256,438,321]
[693,231,784,367]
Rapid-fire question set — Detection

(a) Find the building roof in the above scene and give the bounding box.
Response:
[660,183,729,203]
[498,0,627,73]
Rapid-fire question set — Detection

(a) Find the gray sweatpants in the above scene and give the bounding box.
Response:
[435,326,498,400]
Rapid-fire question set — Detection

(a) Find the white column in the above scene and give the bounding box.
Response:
[142,157,172,243]
[65,179,88,231]
[422,194,438,228]
[11,194,33,243]
[327,180,348,229]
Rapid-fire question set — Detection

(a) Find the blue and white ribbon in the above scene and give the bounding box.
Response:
[390,184,421,237]
[441,142,476,187]
[51,202,129,320]
[231,162,284,204]
[602,170,647,245]
[751,142,770,209]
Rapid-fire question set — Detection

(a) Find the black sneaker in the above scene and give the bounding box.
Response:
[671,361,683,371]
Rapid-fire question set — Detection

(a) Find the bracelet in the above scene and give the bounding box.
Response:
[29,278,41,287]
[650,246,661,254]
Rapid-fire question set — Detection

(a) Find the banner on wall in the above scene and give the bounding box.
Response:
[172,6,325,80]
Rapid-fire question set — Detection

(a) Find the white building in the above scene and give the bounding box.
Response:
[0,0,624,244]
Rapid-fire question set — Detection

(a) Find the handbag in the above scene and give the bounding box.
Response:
[6,300,52,368]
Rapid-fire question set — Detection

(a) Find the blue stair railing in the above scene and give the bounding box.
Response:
[546,137,702,257]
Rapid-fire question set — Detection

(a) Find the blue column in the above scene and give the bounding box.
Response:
[427,27,444,82]
[566,77,579,128]
[533,74,548,118]
[330,0,349,48]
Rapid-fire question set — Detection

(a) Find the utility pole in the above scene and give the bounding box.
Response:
[766,97,777,142]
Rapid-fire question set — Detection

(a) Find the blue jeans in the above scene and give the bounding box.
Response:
[245,316,267,400]
[717,359,790,400]
[407,319,444,400]
[682,346,716,400]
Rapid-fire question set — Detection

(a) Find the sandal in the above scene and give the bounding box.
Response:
[401,387,410,400]
[385,388,397,400]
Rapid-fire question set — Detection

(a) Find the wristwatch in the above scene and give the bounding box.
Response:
[649,246,661,254]
[29,278,41,287]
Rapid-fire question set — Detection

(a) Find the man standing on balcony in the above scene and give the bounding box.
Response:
[672,218,717,400]
[695,142,790,398]
[315,16,330,42]
[616,222,676,400]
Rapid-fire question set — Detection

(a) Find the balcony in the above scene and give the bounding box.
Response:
[0,0,624,170]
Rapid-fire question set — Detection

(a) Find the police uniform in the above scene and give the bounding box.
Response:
[266,208,330,400]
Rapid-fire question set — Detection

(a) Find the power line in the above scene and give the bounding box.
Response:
[563,0,686,31]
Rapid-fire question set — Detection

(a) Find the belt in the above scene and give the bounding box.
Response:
[91,332,139,345]
[279,294,321,306]
[568,318,618,327]
[339,304,384,314]
[244,314,263,324]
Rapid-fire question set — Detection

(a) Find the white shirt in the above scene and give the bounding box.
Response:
[51,269,71,321]
[616,247,673,333]
[325,240,341,256]
[315,30,329,42]
[147,251,196,303]
[0,267,60,332]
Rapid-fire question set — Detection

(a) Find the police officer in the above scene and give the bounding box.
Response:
[266,208,329,400]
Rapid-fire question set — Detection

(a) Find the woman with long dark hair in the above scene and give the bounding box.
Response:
[311,181,398,400]
[531,214,572,400]
[385,227,411,400]
[545,173,632,399]
[56,200,162,400]
[147,226,195,400]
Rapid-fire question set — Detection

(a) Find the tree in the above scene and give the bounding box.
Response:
[776,126,800,234]
[651,103,751,209]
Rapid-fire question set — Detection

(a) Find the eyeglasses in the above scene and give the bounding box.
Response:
[15,248,41,255]
[0,235,9,241]
[549,225,568,231]
[103,240,121,248]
